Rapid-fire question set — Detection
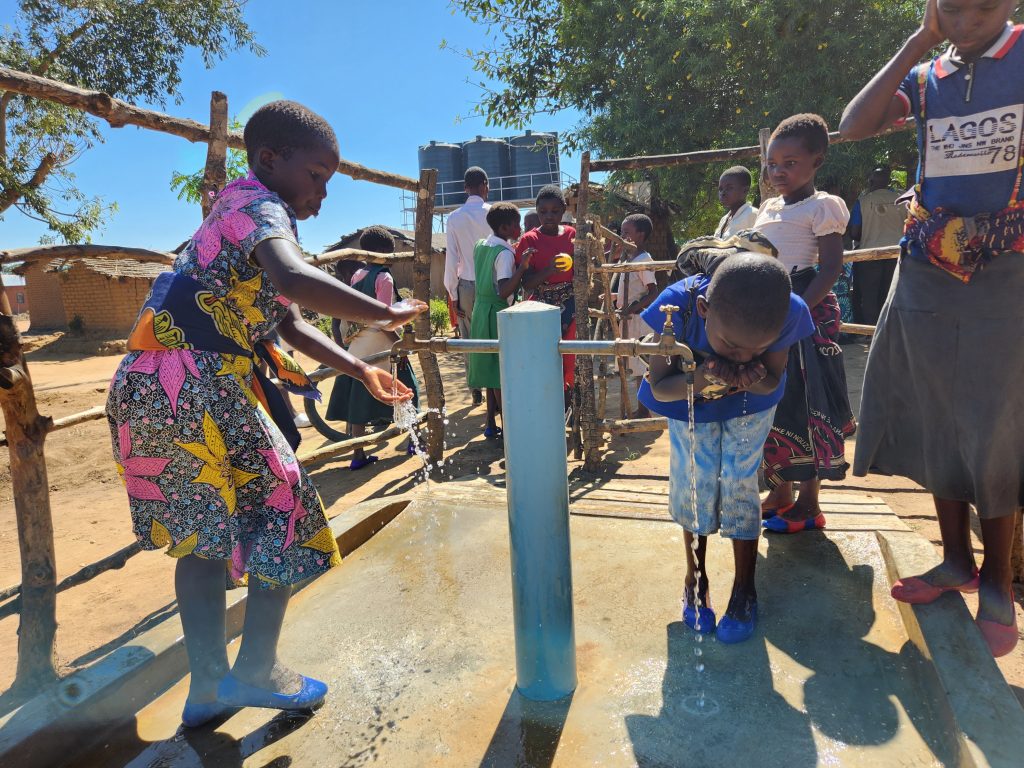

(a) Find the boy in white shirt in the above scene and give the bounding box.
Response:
[715,166,758,237]
[615,214,659,390]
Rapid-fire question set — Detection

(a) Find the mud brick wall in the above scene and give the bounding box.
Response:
[59,264,154,335]
[21,262,66,330]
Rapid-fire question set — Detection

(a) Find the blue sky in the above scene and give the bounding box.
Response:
[1,1,588,252]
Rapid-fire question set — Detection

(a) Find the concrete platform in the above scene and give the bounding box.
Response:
[61,480,1024,767]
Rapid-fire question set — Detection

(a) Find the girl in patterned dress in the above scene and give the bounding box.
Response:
[105,101,425,726]
[754,115,857,534]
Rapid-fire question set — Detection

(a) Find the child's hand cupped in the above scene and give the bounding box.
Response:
[361,367,414,404]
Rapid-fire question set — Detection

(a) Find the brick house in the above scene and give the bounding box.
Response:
[2,274,29,315]
[16,258,169,335]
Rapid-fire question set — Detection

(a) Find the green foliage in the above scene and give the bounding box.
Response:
[0,1,264,243]
[429,297,451,336]
[169,119,249,204]
[450,0,925,240]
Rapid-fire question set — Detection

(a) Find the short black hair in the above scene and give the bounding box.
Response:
[523,210,541,229]
[720,166,752,187]
[464,166,488,189]
[536,184,566,207]
[486,202,521,234]
[622,213,653,239]
[770,113,830,156]
[706,253,792,333]
[243,99,339,164]
[359,225,395,254]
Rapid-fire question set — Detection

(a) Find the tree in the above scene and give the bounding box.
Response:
[170,118,248,205]
[0,1,264,243]
[451,0,923,238]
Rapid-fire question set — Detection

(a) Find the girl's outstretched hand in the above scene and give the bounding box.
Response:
[381,299,428,332]
[919,0,946,48]
[361,366,414,404]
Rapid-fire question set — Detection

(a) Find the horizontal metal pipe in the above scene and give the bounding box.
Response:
[397,337,695,362]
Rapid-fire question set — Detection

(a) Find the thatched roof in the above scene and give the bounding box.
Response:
[41,258,170,280]
[323,226,446,254]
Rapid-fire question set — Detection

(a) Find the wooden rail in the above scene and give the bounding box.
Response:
[306,248,416,268]
[0,65,420,191]
[589,123,914,172]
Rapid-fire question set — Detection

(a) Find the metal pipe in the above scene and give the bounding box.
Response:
[498,302,577,701]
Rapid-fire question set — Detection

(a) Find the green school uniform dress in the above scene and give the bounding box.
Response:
[467,235,513,390]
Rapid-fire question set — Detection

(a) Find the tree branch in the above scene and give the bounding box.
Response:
[0,151,58,214]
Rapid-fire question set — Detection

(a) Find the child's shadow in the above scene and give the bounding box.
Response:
[760,535,956,762]
[624,606,817,767]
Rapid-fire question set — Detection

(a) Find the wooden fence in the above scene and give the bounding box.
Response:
[0,65,446,694]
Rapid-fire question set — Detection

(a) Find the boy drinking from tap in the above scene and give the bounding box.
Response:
[640,253,813,643]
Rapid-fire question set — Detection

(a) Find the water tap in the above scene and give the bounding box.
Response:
[656,304,681,364]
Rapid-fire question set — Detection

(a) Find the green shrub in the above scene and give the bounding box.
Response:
[429,297,451,336]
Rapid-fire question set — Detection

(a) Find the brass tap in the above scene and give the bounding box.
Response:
[621,303,696,374]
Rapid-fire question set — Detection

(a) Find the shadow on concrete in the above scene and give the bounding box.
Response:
[760,534,956,763]
[479,690,573,768]
[625,616,818,767]
[77,709,313,768]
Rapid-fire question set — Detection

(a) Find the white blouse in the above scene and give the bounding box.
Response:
[753,191,850,271]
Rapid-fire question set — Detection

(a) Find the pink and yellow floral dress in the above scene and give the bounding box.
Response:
[105,175,340,588]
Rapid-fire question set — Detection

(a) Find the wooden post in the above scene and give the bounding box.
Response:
[573,153,600,471]
[413,168,446,462]
[758,127,775,203]
[0,274,58,692]
[200,91,228,220]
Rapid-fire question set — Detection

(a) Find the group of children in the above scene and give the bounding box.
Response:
[646,0,1023,657]
[104,0,1021,730]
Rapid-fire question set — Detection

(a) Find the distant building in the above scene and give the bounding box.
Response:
[15,258,169,335]
[2,274,29,315]
[322,227,447,298]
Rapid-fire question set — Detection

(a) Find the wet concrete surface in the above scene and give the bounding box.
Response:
[75,490,955,767]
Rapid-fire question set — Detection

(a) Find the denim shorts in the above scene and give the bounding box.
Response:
[668,408,777,540]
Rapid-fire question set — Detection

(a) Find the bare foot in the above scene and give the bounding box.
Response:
[762,482,793,512]
[977,581,1016,626]
[232,661,303,696]
[910,560,978,589]
[779,499,820,523]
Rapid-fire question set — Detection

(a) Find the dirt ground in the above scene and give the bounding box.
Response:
[1,333,1023,707]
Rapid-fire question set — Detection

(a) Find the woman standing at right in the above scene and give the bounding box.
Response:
[841,0,1022,656]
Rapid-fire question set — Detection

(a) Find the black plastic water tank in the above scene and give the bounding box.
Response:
[510,131,559,202]
[418,141,465,207]
[461,136,511,200]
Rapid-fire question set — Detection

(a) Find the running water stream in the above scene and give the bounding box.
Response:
[683,374,717,716]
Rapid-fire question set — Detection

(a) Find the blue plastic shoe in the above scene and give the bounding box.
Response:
[716,601,758,644]
[762,512,825,534]
[181,698,236,728]
[683,602,717,634]
[216,673,328,712]
[682,592,716,634]
[349,455,378,471]
[483,425,503,438]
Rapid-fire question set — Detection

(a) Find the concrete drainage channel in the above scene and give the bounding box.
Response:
[0,495,413,768]
[3,485,1024,767]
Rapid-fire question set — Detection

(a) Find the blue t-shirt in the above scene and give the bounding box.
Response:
[849,199,862,228]
[636,276,814,423]
[897,23,1024,263]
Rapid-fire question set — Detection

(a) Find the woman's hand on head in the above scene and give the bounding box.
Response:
[381,299,428,332]
[361,366,414,405]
